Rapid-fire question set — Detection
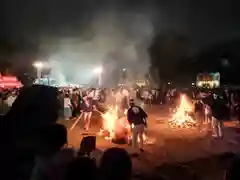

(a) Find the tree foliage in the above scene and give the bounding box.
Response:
[193,39,240,84]
[149,33,191,84]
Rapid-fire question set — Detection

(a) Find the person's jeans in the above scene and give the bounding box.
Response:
[212,117,223,137]
[132,124,145,150]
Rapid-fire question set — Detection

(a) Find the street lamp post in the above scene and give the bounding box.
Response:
[33,62,44,82]
[93,67,103,87]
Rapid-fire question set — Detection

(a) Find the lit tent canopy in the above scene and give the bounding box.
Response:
[0,74,23,89]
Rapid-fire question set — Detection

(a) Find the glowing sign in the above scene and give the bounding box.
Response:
[196,72,220,88]
[2,77,17,81]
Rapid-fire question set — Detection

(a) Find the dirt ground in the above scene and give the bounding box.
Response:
[59,106,240,179]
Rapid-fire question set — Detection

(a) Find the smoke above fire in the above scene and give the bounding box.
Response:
[40,10,155,86]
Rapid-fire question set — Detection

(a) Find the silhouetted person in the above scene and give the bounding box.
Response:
[64,157,98,180]
[127,99,148,153]
[99,147,132,180]
[31,123,68,180]
[3,85,60,180]
[211,94,229,138]
[35,123,67,156]
[194,100,204,132]
[225,156,240,180]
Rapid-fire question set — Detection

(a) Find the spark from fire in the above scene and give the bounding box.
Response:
[169,94,196,128]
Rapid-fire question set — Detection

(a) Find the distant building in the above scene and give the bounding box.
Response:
[33,77,57,87]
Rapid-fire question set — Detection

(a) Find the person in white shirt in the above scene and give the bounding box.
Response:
[64,94,72,120]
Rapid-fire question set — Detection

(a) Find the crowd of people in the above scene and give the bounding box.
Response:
[192,89,240,139]
[28,123,134,180]
[45,87,176,122]
[2,85,240,180]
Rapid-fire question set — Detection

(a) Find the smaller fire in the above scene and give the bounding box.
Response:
[99,106,118,140]
[99,106,129,140]
[169,94,196,128]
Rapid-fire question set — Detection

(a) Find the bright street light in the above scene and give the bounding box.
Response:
[93,67,103,74]
[33,62,44,69]
[33,61,45,82]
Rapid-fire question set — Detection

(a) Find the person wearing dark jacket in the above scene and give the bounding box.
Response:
[211,94,228,138]
[127,99,147,153]
[194,100,204,132]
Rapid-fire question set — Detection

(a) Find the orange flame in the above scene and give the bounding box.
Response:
[169,94,196,128]
[100,105,148,142]
[100,106,129,140]
[100,106,118,139]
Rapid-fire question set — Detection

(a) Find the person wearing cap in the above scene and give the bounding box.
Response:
[127,99,148,153]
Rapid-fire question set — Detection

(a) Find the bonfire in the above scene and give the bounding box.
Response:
[169,94,196,128]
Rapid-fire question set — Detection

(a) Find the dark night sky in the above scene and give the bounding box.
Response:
[1,0,240,85]
[3,0,240,49]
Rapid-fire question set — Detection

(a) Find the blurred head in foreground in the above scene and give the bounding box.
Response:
[65,157,98,180]
[99,147,132,180]
[36,123,67,156]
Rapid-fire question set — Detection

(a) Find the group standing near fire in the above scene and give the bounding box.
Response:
[2,84,240,146]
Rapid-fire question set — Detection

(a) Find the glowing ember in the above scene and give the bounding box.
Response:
[169,94,196,128]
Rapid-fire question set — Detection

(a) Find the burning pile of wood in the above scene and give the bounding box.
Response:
[169,95,197,128]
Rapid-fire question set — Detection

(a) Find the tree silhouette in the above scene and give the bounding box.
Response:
[149,33,190,84]
[193,39,240,84]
